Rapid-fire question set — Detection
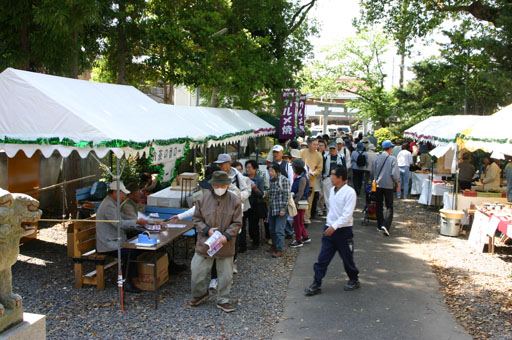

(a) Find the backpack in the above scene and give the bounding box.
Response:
[356,152,367,167]
[89,181,107,201]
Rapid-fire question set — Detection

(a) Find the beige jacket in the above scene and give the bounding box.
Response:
[300,149,323,186]
[193,189,242,258]
[482,162,501,191]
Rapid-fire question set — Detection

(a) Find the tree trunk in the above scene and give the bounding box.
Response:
[19,1,32,70]
[116,3,127,85]
[399,52,405,89]
[163,83,174,104]
[210,87,219,107]
[71,31,79,78]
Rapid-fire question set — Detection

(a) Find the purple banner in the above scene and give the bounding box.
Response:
[297,94,306,132]
[279,89,296,139]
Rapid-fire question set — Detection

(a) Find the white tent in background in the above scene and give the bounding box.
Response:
[0,68,275,158]
[458,104,512,156]
[404,115,485,172]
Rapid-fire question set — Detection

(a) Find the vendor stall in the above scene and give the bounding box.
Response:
[410,171,430,195]
[418,179,453,206]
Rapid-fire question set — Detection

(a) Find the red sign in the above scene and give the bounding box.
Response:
[279,90,296,139]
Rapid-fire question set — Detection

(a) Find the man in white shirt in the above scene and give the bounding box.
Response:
[396,143,413,199]
[266,145,294,185]
[304,165,360,295]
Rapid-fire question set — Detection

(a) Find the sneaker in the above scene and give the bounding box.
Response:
[288,240,303,248]
[271,250,283,258]
[216,302,235,313]
[302,237,311,244]
[190,292,209,307]
[304,282,321,296]
[208,278,218,292]
[377,226,384,232]
[304,219,311,224]
[344,279,361,291]
[381,226,390,237]
[233,263,238,274]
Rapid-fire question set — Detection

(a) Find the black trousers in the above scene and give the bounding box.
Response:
[314,226,359,285]
[376,188,394,230]
[100,249,141,280]
[246,208,261,245]
[459,180,472,191]
[238,211,249,252]
[352,169,365,196]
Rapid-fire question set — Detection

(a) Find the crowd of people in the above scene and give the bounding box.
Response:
[94,128,512,314]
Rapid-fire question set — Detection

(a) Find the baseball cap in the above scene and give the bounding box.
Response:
[382,140,395,150]
[214,153,232,164]
[109,181,130,194]
[328,143,337,149]
[336,138,343,144]
[271,145,284,152]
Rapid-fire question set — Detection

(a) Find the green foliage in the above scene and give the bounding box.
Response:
[301,30,396,127]
[100,156,151,187]
[374,128,399,151]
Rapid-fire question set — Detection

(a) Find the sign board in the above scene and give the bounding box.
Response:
[151,143,186,181]
[297,94,306,132]
[279,90,296,139]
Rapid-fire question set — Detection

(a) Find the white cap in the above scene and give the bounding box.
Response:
[336,138,343,144]
[109,181,130,194]
[271,145,284,152]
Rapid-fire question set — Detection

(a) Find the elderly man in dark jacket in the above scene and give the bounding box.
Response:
[189,171,242,313]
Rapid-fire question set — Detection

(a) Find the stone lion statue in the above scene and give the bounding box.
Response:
[0,188,41,319]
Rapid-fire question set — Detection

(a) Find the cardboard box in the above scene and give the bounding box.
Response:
[132,252,169,291]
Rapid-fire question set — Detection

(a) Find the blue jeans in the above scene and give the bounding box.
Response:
[285,218,294,236]
[398,166,410,198]
[269,215,287,251]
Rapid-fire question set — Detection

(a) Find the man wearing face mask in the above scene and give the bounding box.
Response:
[189,171,243,313]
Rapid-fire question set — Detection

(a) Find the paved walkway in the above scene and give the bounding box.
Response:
[273,201,472,340]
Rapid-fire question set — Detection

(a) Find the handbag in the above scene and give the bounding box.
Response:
[279,176,297,217]
[372,155,389,192]
[297,200,309,210]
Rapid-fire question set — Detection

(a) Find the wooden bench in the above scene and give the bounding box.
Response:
[71,216,118,290]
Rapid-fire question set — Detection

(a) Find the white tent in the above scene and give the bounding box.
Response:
[458,104,512,156]
[158,104,275,148]
[404,115,484,146]
[0,68,275,158]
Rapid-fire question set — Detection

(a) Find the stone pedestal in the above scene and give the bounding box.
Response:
[0,307,23,334]
[0,313,46,340]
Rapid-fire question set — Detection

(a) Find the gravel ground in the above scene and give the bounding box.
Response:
[389,197,512,340]
[13,224,297,340]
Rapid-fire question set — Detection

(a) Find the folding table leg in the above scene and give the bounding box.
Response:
[154,251,158,309]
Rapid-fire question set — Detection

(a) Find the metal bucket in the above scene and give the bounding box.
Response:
[439,216,460,237]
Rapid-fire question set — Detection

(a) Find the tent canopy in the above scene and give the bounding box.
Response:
[404,115,484,145]
[458,104,512,155]
[0,68,274,158]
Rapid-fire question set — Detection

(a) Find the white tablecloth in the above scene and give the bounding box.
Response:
[418,180,453,205]
[147,187,193,208]
[443,192,509,225]
[410,172,430,195]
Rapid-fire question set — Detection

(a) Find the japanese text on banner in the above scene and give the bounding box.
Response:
[297,94,306,132]
[279,89,296,139]
[151,143,186,181]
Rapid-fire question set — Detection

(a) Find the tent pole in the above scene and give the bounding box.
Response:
[115,157,123,311]
[453,147,459,210]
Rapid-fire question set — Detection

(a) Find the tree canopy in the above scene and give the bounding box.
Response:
[0,0,318,113]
